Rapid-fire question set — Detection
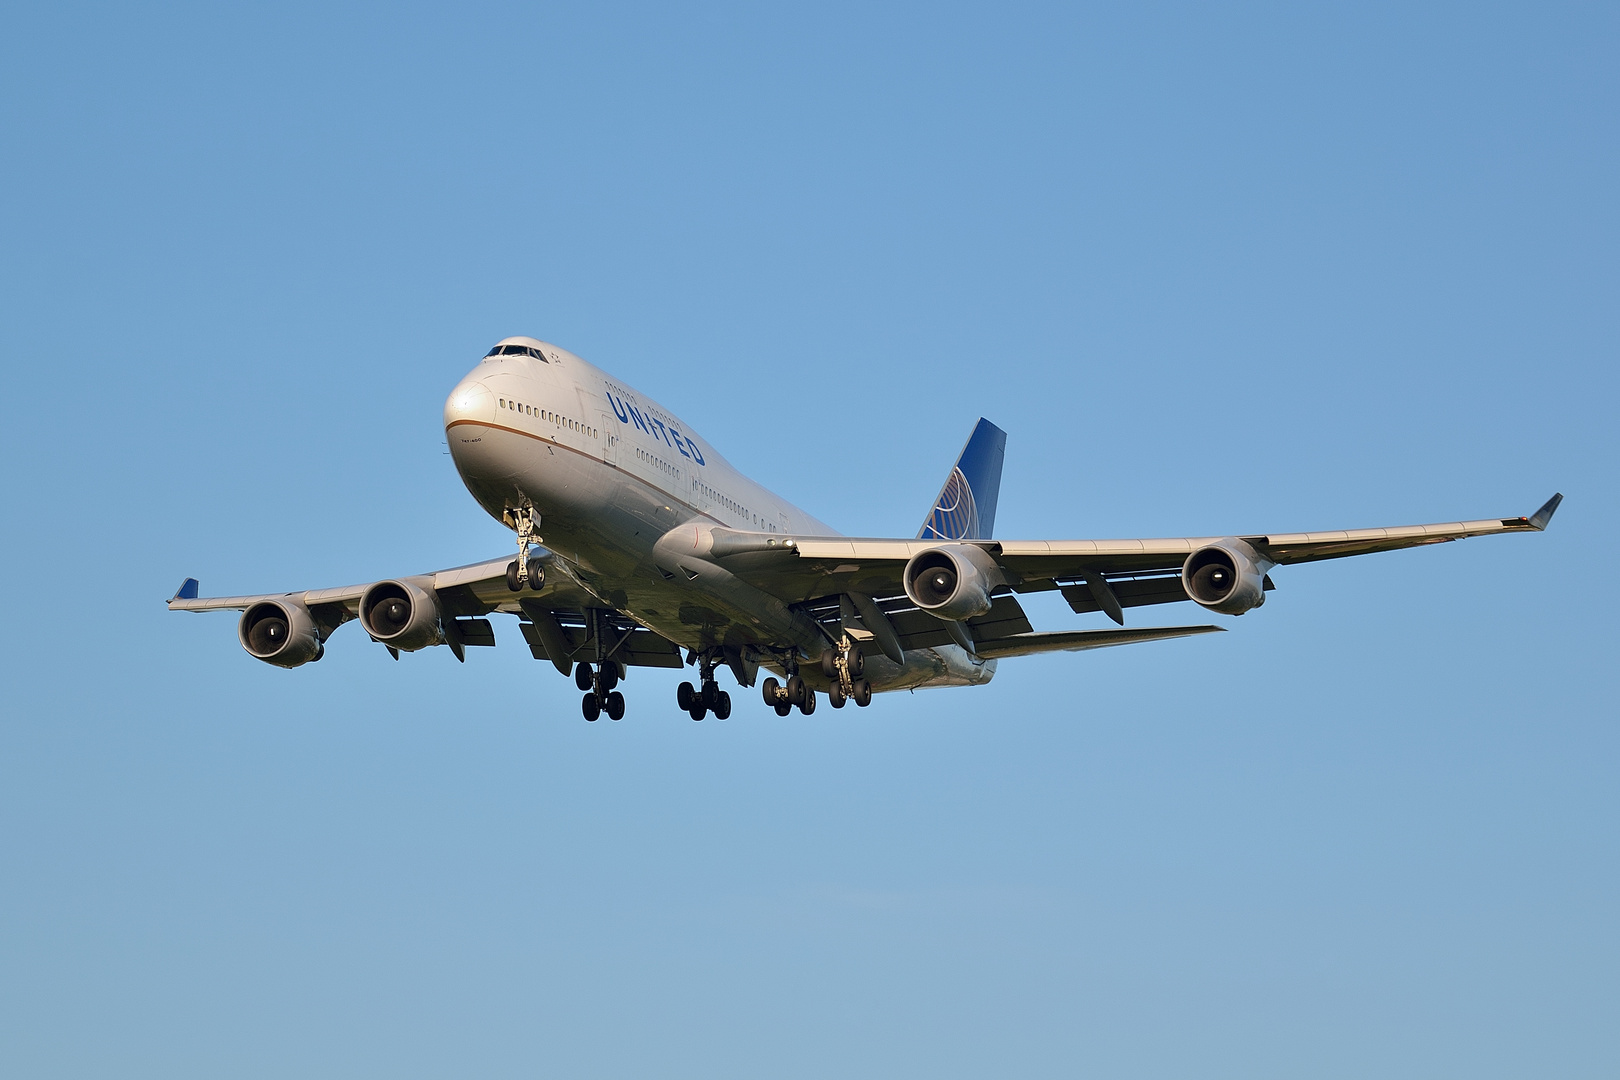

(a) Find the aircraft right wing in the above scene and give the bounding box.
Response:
[168,548,682,671]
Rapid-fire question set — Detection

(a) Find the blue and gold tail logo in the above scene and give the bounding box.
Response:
[917,419,1007,541]
[920,468,979,540]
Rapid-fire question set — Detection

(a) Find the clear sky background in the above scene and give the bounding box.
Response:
[1,3,1616,1077]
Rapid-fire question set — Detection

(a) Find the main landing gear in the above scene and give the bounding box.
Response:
[504,505,545,592]
[576,660,625,722]
[677,654,731,721]
[759,649,856,717]
[817,639,873,710]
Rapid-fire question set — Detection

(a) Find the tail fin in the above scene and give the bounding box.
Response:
[918,418,1007,540]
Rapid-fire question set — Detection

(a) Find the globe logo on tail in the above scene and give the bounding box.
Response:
[922,467,979,541]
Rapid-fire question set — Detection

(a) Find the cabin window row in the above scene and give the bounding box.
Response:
[497,398,595,439]
[694,479,761,525]
[637,447,677,475]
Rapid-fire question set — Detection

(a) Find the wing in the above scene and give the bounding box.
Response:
[167,548,681,670]
[712,493,1564,628]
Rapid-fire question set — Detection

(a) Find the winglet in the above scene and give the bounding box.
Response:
[172,577,200,602]
[1529,493,1563,531]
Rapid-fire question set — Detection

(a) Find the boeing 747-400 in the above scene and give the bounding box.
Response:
[169,336,1562,721]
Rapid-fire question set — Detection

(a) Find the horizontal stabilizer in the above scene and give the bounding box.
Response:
[973,624,1224,659]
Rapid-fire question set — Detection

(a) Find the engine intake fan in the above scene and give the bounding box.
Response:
[239,599,323,668]
[1181,539,1271,615]
[359,580,444,652]
[902,544,1004,622]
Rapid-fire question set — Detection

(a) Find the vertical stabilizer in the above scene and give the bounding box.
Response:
[918,419,1007,541]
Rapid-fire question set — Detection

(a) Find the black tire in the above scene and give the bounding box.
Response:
[606,691,625,721]
[677,681,696,711]
[774,702,793,717]
[846,646,864,679]
[828,681,846,708]
[526,558,545,590]
[688,702,706,721]
[800,690,817,715]
[506,561,522,592]
[853,679,872,707]
[575,662,595,692]
[582,693,600,721]
[761,677,780,706]
[785,675,805,709]
[599,664,618,691]
[820,650,838,680]
[713,691,731,720]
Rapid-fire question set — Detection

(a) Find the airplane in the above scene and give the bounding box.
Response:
[169,335,1564,722]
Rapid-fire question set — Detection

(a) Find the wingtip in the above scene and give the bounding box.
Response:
[1530,492,1563,531]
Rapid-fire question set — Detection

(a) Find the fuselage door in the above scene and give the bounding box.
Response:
[599,412,617,465]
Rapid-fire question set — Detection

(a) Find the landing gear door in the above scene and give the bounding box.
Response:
[599,413,617,465]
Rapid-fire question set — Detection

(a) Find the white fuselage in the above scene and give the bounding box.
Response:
[441,340,993,693]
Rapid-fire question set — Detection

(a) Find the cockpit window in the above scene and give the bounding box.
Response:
[485,343,550,361]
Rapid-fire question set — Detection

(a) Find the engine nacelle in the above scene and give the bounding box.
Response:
[239,598,324,668]
[359,579,444,652]
[902,544,1004,622]
[1181,539,1271,615]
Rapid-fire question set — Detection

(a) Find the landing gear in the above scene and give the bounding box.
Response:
[578,660,625,721]
[818,637,873,709]
[761,664,818,715]
[679,658,732,721]
[504,506,545,591]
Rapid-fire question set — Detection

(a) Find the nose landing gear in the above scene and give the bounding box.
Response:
[504,505,545,592]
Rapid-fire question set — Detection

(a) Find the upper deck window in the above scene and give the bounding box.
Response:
[483,344,550,361]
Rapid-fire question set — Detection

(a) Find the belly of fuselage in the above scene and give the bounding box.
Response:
[446,419,996,695]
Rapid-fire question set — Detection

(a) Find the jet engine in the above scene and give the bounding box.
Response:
[359,579,444,652]
[1181,539,1271,615]
[239,599,324,668]
[902,544,1004,622]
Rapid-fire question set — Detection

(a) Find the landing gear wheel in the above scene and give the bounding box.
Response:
[846,646,864,679]
[820,650,838,680]
[774,702,793,717]
[713,690,731,720]
[575,663,595,692]
[526,558,545,590]
[506,561,522,592]
[598,663,619,691]
[689,702,707,722]
[799,690,816,715]
[606,691,625,721]
[678,681,696,711]
[828,681,847,708]
[853,679,872,707]
[761,677,780,707]
[582,693,601,721]
[785,675,805,709]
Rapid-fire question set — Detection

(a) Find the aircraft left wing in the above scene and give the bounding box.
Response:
[704,493,1564,628]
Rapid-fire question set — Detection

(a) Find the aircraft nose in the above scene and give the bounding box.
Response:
[444,377,495,428]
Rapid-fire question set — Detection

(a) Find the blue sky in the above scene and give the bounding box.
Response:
[1,3,1615,1077]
